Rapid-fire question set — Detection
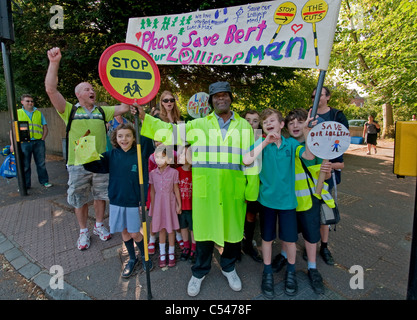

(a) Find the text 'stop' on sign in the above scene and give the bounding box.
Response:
[99,43,160,105]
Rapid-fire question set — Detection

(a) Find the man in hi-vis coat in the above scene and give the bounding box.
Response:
[136,82,259,297]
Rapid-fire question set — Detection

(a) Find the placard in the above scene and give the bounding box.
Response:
[307,121,350,159]
[99,43,160,105]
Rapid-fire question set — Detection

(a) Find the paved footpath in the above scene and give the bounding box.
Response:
[0,140,416,308]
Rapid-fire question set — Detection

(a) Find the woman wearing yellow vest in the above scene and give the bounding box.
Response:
[13,94,52,189]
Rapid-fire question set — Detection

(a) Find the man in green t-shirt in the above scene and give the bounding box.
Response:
[45,47,129,250]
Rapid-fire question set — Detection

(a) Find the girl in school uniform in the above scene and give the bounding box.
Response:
[84,123,152,278]
[149,144,182,268]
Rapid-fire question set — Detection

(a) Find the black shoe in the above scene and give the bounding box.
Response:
[284,271,298,296]
[180,247,190,261]
[302,248,308,261]
[308,268,324,294]
[320,247,335,265]
[122,258,138,278]
[271,253,287,273]
[189,250,196,264]
[243,242,262,263]
[141,257,153,272]
[261,272,275,299]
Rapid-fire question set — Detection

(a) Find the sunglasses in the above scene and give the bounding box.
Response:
[162,98,175,103]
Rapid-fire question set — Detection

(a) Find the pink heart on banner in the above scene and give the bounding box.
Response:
[135,32,142,41]
[291,24,303,34]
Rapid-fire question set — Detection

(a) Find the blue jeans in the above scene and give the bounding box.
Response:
[20,140,49,188]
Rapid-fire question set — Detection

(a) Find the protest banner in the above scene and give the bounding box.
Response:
[126,0,341,70]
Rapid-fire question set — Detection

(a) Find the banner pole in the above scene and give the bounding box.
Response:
[309,69,326,127]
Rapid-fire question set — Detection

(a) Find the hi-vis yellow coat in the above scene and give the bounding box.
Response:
[141,112,259,246]
[295,146,335,211]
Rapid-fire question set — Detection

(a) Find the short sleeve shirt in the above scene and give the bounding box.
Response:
[258,136,303,210]
[177,166,192,210]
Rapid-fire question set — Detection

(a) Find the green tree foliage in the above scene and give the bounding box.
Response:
[330,0,417,121]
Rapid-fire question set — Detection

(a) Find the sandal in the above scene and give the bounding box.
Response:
[159,254,167,268]
[148,242,155,255]
[168,253,176,267]
[176,239,184,250]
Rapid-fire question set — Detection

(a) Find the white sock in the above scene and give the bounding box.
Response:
[176,231,182,242]
[169,246,175,255]
[160,243,166,259]
[95,222,103,228]
[149,235,156,243]
[80,228,88,234]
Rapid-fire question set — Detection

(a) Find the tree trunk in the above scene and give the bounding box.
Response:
[382,103,394,139]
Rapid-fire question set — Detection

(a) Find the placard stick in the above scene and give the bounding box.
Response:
[315,159,329,196]
[310,70,327,195]
[134,111,152,300]
[309,69,326,127]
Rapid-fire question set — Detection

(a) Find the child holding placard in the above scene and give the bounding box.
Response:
[242,108,315,298]
[284,108,333,294]
[310,86,348,266]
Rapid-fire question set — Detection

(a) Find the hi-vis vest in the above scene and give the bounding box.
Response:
[17,108,43,140]
[141,112,259,246]
[295,146,335,211]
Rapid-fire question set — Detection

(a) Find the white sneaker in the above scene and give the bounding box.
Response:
[77,231,90,250]
[222,269,242,291]
[187,275,205,297]
[93,225,111,241]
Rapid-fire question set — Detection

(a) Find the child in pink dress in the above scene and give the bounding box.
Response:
[147,141,183,255]
[149,144,182,268]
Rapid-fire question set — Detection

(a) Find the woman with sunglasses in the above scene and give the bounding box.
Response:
[159,91,182,124]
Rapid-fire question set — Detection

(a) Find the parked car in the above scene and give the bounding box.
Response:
[348,119,366,143]
[348,119,366,127]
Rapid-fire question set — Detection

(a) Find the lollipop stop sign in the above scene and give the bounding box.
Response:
[99,43,160,105]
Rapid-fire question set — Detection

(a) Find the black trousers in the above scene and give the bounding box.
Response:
[191,240,241,279]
